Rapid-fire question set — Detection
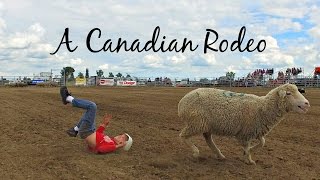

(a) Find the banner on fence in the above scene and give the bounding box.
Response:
[31,79,45,85]
[75,77,86,86]
[117,81,137,86]
[99,78,115,86]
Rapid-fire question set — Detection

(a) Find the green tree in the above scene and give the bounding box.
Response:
[126,74,131,79]
[78,72,84,78]
[61,66,75,81]
[226,71,235,80]
[96,69,104,77]
[85,68,89,78]
[70,73,75,80]
[200,78,209,83]
[116,72,122,78]
[108,72,114,77]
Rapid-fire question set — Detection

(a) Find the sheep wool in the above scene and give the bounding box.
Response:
[178,83,310,164]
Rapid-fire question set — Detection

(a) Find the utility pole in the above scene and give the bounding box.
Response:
[64,68,66,86]
[50,68,60,83]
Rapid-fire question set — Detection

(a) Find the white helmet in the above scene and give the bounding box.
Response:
[123,133,133,151]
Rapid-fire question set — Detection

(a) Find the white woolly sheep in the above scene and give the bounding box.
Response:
[178,83,310,164]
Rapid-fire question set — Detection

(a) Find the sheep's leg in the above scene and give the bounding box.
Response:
[180,127,199,158]
[250,136,265,150]
[243,141,256,165]
[203,132,225,159]
[181,137,200,158]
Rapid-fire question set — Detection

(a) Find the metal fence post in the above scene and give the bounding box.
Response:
[304,78,306,88]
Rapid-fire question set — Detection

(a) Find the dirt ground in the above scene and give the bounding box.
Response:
[0,86,319,179]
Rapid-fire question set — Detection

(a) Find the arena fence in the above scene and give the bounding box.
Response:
[1,75,319,88]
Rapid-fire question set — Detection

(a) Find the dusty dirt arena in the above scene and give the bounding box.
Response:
[0,86,319,179]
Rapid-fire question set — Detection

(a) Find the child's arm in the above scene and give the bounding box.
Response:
[97,113,112,133]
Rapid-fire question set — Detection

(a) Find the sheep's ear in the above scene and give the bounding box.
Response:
[278,89,286,98]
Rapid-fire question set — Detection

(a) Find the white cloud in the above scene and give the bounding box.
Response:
[260,0,312,18]
[200,53,216,65]
[5,23,46,49]
[309,5,320,25]
[0,18,6,33]
[98,64,109,70]
[0,21,84,75]
[226,65,237,73]
[168,53,186,64]
[70,58,83,65]
[28,23,45,36]
[255,51,294,66]
[266,18,302,33]
[309,26,320,39]
[7,33,31,49]
[27,44,53,59]
[143,54,163,68]
[250,36,294,68]
[258,35,279,49]
[242,56,253,68]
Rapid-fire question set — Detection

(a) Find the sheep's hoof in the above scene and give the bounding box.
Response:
[192,152,199,158]
[192,149,200,158]
[245,159,256,165]
[217,154,226,160]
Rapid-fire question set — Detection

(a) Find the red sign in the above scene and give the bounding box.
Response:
[99,79,115,86]
[117,81,137,86]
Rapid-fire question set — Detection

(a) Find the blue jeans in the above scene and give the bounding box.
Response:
[72,98,97,139]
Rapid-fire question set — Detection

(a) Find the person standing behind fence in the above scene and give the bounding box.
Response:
[60,86,133,153]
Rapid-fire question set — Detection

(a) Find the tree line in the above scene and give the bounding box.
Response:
[60,66,131,80]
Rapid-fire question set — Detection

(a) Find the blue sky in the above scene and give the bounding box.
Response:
[0,0,319,79]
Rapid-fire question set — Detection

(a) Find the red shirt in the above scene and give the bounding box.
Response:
[88,126,116,154]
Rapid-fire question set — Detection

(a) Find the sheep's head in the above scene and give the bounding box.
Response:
[277,84,310,113]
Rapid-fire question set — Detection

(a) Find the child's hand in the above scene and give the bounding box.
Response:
[103,113,112,125]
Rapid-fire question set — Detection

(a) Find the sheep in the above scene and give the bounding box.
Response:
[178,83,310,164]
